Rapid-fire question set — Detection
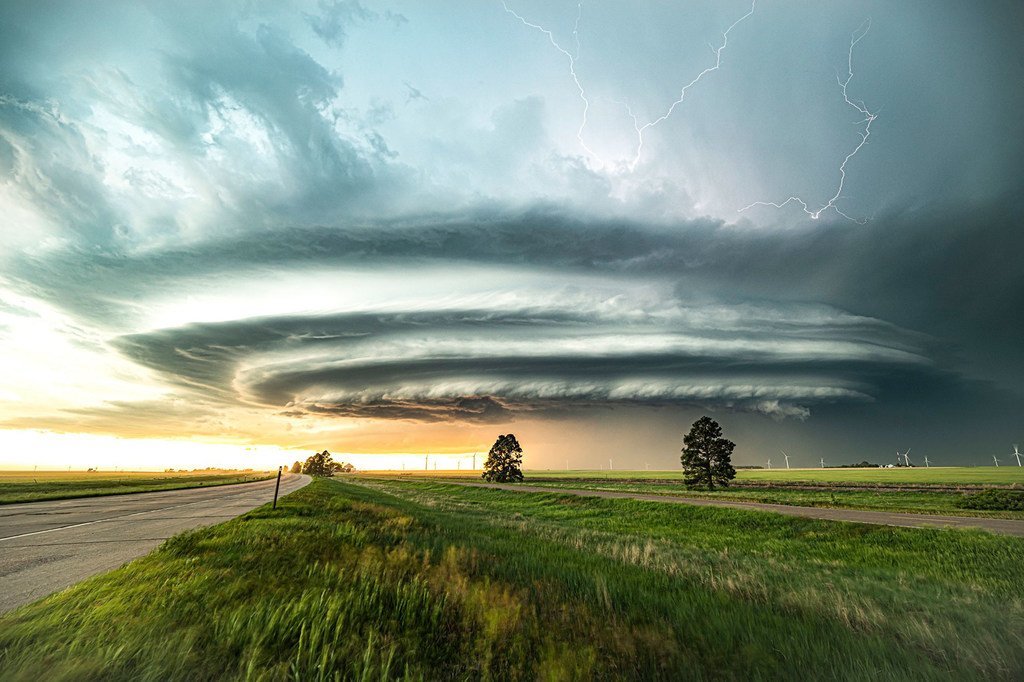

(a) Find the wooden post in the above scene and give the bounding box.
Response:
[272,466,282,509]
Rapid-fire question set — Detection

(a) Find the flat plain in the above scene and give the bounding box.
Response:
[1,477,1021,680]
[0,470,276,505]
[520,466,1024,486]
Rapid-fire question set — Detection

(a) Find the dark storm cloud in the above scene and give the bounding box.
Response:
[11,196,1021,373]
[103,299,938,424]
[1,0,1021,461]
[0,0,405,251]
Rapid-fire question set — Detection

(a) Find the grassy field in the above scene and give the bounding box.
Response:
[502,467,1024,486]
[366,467,1024,517]
[447,478,1024,518]
[0,470,276,505]
[1,477,1022,679]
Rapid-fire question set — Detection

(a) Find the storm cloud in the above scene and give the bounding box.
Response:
[1,0,1022,465]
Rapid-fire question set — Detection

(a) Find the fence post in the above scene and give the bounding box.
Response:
[272,466,282,509]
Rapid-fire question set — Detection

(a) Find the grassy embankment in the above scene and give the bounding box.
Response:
[0,470,275,505]
[1,477,1022,679]
[368,467,1024,518]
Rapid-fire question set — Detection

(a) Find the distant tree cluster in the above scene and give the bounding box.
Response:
[680,416,736,490]
[290,461,302,474]
[482,434,524,483]
[839,460,879,468]
[301,450,355,477]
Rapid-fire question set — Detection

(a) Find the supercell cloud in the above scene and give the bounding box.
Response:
[0,1,1022,466]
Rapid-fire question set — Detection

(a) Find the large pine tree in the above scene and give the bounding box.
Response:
[481,434,525,483]
[680,417,736,489]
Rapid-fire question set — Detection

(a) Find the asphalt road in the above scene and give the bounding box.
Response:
[449,481,1024,537]
[0,473,310,614]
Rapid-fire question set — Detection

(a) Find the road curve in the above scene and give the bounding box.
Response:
[0,473,310,614]
[441,481,1024,537]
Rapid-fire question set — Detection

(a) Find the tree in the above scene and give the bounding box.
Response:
[302,450,337,477]
[290,461,302,474]
[680,416,736,489]
[482,434,524,483]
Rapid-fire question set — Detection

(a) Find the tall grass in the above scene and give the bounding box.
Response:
[1,478,1022,679]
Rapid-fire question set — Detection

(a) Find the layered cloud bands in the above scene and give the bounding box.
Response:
[116,298,926,424]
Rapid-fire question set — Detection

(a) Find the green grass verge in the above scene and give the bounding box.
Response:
[0,471,276,505]
[2,478,1023,679]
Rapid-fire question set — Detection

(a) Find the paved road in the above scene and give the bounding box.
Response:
[446,481,1024,537]
[0,473,310,614]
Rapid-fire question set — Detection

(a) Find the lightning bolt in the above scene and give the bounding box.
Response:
[621,0,756,171]
[502,0,756,171]
[739,19,878,223]
[503,2,879,221]
[501,1,603,163]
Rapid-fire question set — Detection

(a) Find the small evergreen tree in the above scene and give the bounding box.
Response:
[302,450,337,477]
[482,434,524,483]
[680,416,736,489]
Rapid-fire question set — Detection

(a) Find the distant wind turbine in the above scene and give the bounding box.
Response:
[993,455,1001,467]
[820,457,826,469]
[766,458,772,470]
[923,456,931,468]
[899,449,912,467]
[1013,445,1022,467]
[781,451,791,469]
[609,458,613,471]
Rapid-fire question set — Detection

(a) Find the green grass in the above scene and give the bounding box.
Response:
[0,470,276,505]
[1,478,1022,679]
[509,466,1024,486]
[444,478,1024,519]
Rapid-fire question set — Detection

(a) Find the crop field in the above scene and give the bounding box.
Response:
[509,467,1024,486]
[457,479,1024,518]
[376,466,1024,486]
[1,478,1022,679]
[0,470,275,505]
[365,467,1024,518]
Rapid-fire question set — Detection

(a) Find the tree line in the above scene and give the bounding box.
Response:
[292,416,738,489]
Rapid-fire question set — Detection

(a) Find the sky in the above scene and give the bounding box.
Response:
[1,0,1022,470]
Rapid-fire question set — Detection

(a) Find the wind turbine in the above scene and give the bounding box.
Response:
[609,458,613,471]
[781,451,791,469]
[923,456,931,468]
[1013,445,1022,467]
[820,457,826,469]
[899,449,912,467]
[993,454,1001,467]
[766,458,772,470]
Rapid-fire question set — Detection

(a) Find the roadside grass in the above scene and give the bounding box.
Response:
[0,470,275,505]
[2,478,1023,679]
[432,478,1024,519]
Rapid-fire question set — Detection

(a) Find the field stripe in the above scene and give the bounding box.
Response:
[434,481,1024,537]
